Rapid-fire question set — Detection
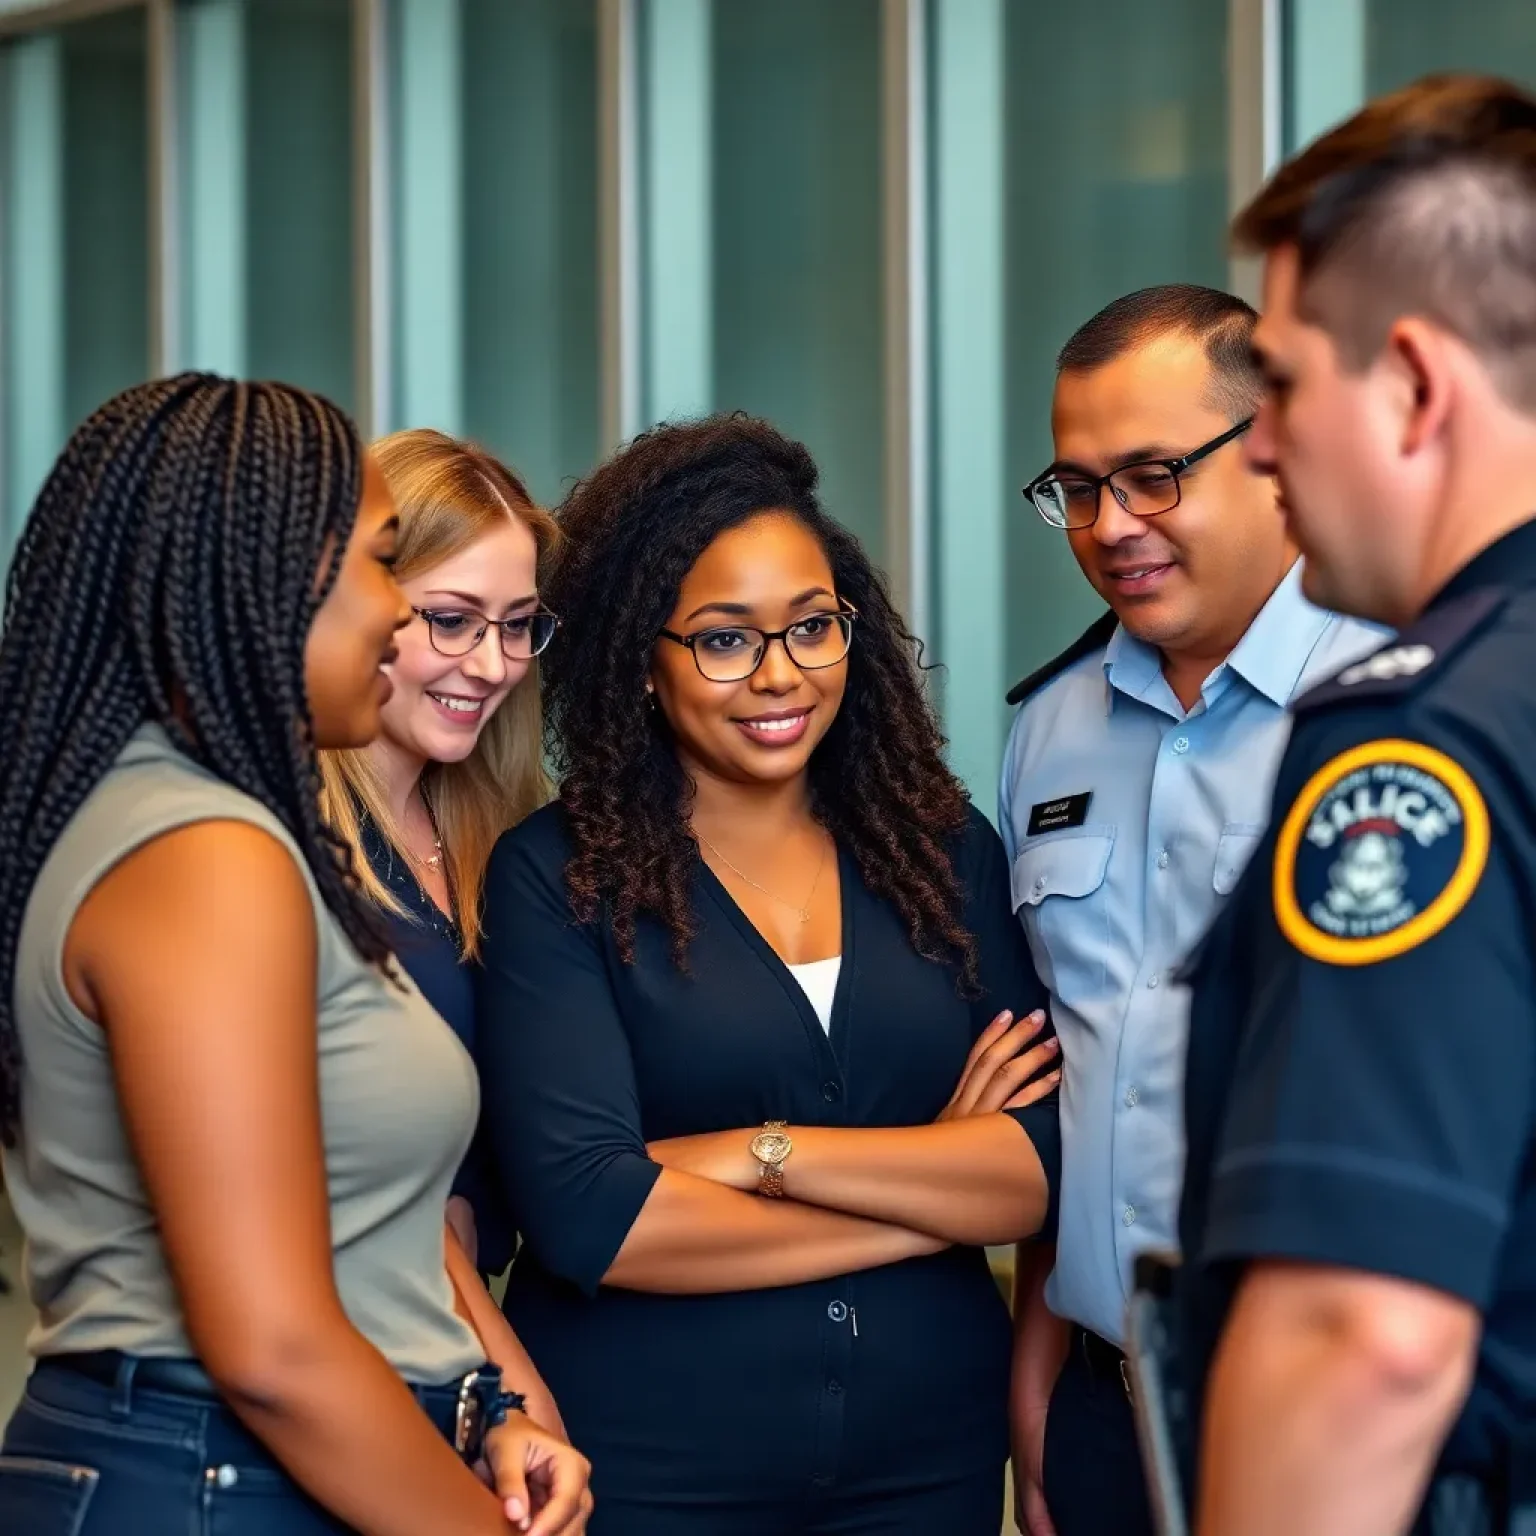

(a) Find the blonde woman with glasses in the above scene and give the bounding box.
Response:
[319,428,570,1442]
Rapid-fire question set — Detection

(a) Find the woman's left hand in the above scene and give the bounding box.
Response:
[483,1414,594,1535]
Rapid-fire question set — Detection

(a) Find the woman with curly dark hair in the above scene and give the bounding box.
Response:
[476,415,1062,1534]
[0,376,589,1534]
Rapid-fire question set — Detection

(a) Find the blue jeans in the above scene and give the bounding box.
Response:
[0,1354,473,1535]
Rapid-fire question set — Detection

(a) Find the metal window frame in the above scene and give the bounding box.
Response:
[146,0,174,374]
[597,0,639,452]
[881,0,928,638]
[0,0,1291,572]
[0,0,152,550]
[353,0,388,440]
[0,0,143,39]
[1227,0,1283,304]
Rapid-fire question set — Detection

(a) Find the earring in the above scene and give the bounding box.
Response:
[645,686,657,711]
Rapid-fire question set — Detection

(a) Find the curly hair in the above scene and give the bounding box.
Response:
[0,373,393,1144]
[543,413,979,991]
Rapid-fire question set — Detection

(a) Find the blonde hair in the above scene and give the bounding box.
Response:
[320,429,560,958]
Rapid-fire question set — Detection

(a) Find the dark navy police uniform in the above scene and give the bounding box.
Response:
[1175,520,1536,1528]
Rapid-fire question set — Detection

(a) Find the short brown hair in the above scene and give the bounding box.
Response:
[1057,284,1261,422]
[1234,73,1536,411]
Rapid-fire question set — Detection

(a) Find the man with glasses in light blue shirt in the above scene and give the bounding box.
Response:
[1001,285,1384,1536]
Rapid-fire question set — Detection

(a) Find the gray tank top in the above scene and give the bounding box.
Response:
[3,726,483,1382]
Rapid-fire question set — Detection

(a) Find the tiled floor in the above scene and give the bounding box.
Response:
[0,1195,1022,1531]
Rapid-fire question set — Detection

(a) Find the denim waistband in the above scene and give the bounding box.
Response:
[26,1350,482,1462]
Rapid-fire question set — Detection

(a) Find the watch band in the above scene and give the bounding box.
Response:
[757,1119,789,1198]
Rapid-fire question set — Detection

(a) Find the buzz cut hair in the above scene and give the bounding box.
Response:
[1056,284,1263,423]
[1233,72,1536,414]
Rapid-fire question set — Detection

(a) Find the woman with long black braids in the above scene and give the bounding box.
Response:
[0,375,590,1535]
[476,415,1062,1534]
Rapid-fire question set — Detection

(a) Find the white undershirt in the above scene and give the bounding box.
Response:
[786,956,842,1034]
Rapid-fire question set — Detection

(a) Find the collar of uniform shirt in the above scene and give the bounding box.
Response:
[1100,558,1337,712]
[1433,514,1536,607]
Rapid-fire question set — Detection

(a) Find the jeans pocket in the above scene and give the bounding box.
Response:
[0,1454,100,1536]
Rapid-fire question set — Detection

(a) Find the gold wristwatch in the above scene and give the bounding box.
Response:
[749,1120,793,1198]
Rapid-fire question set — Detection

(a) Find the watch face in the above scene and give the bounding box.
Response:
[751,1131,792,1165]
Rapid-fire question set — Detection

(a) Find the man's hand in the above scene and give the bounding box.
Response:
[1011,1243,1067,1536]
[1014,1398,1057,1536]
[484,1414,593,1535]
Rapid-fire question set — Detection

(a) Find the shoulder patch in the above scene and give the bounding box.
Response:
[1294,588,1506,715]
[1006,610,1117,707]
[1272,738,1490,966]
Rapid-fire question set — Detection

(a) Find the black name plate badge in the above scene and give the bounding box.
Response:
[1026,792,1092,836]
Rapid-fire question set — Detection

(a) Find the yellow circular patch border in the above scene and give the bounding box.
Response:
[1272,737,1490,967]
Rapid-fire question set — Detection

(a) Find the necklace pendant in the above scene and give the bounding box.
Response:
[798,909,811,924]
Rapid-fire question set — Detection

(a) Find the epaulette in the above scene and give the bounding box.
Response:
[1005,610,1118,708]
[1292,586,1508,715]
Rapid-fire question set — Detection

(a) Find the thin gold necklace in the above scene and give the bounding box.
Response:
[697,829,829,925]
[405,791,444,871]
[407,838,443,872]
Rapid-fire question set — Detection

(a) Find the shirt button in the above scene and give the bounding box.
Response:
[1123,1205,1137,1226]
[1033,874,1047,894]
[1124,1086,1139,1107]
[1147,973,1160,989]
[827,1300,848,1323]
[1173,736,1190,754]
[821,1081,841,1103]
[828,1379,844,1395]
[1156,850,1170,869]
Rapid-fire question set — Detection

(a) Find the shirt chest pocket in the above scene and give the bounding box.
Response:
[1011,826,1115,1008]
[1213,824,1264,896]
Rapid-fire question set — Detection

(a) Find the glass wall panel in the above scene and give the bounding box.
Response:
[247,0,353,410]
[640,0,886,563]
[463,0,599,506]
[1369,0,1536,91]
[1,6,149,557]
[389,0,600,507]
[1002,0,1231,693]
[933,0,1230,805]
[177,0,354,412]
[1287,0,1536,153]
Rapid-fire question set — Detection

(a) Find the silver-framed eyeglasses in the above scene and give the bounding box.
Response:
[657,607,857,683]
[413,606,560,660]
[1023,417,1253,530]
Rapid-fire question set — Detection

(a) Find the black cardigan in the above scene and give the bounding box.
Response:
[475,801,1060,1506]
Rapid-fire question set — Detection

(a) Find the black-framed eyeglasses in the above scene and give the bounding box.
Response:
[1023,417,1254,530]
[657,607,857,683]
[413,606,560,660]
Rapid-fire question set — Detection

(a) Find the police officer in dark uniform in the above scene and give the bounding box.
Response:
[1165,74,1536,1536]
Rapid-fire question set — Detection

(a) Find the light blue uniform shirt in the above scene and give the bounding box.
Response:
[998,561,1385,1345]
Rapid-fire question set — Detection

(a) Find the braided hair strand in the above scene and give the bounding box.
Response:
[0,374,393,1144]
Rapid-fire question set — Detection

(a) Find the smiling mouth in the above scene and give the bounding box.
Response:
[428,691,486,719]
[1102,561,1175,591]
[733,707,813,746]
